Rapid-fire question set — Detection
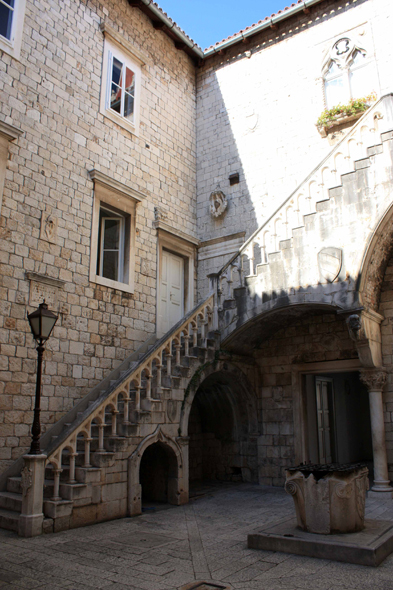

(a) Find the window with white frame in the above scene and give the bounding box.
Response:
[100,29,142,135]
[0,0,26,60]
[88,170,146,293]
[323,37,377,109]
[98,205,129,284]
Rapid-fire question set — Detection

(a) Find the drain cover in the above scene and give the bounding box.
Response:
[179,582,231,590]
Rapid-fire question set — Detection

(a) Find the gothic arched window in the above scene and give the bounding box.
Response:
[323,37,377,109]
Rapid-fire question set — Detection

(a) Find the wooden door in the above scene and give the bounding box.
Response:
[159,250,184,335]
[315,377,334,464]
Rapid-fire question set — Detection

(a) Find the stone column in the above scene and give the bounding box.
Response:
[360,369,393,492]
[18,454,46,537]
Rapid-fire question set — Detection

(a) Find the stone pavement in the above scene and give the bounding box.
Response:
[1,483,393,590]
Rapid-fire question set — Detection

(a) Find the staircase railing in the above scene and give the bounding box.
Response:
[209,94,393,308]
[43,294,214,499]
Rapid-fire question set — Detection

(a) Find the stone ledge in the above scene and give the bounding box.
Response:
[248,517,393,566]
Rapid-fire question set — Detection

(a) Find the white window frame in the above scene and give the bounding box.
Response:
[0,0,26,61]
[99,26,143,136]
[88,170,146,294]
[99,208,126,284]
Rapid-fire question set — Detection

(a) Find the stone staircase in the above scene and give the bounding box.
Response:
[210,94,393,344]
[0,296,216,534]
[2,96,393,536]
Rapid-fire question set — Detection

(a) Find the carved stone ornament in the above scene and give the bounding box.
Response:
[346,314,362,341]
[210,189,227,218]
[318,247,342,282]
[359,369,387,392]
[154,206,168,222]
[40,211,58,244]
[20,465,33,497]
[322,36,367,75]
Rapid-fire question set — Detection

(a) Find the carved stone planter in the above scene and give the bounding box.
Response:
[285,463,369,534]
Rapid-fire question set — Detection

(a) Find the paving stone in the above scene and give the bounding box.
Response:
[0,484,392,590]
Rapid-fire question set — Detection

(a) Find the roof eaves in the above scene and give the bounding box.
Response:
[203,0,325,58]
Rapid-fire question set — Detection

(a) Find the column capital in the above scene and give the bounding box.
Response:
[359,368,387,392]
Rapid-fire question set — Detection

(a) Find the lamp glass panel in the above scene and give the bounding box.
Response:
[29,316,40,338]
[41,315,56,339]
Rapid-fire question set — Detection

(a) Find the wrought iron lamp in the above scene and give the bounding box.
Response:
[27,301,58,454]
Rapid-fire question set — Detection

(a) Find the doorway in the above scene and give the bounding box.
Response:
[158,250,184,335]
[139,442,178,506]
[305,371,373,471]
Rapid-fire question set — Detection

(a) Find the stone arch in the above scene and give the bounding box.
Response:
[127,426,187,516]
[180,361,259,485]
[358,201,393,311]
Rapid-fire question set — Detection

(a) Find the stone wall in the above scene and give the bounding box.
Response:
[0,0,197,473]
[196,0,392,298]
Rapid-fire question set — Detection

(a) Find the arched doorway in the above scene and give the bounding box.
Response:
[128,427,188,516]
[139,442,178,505]
[186,365,258,489]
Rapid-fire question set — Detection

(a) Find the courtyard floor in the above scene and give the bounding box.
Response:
[0,483,393,590]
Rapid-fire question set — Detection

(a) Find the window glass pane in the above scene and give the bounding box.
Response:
[124,93,134,120]
[102,250,119,282]
[350,62,376,99]
[325,75,346,108]
[351,50,367,68]
[110,57,123,114]
[125,67,134,95]
[0,0,14,40]
[103,218,120,250]
[326,61,341,77]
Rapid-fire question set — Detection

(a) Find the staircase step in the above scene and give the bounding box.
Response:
[0,508,19,532]
[0,491,22,512]
[7,477,22,494]
[355,157,371,170]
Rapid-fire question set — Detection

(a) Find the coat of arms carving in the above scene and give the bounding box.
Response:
[318,247,342,282]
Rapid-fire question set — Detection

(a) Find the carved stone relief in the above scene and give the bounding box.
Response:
[40,212,58,243]
[318,247,342,282]
[359,368,387,392]
[20,465,33,496]
[210,189,227,218]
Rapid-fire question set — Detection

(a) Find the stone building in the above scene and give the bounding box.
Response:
[0,0,393,535]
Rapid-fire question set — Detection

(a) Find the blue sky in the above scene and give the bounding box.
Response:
[158,0,291,50]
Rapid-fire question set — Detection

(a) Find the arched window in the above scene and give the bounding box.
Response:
[323,37,377,109]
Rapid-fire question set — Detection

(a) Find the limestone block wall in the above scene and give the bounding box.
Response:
[256,311,357,486]
[196,0,392,299]
[0,0,197,473]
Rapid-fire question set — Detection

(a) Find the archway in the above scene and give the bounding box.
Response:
[128,427,188,515]
[139,441,178,506]
[186,364,259,490]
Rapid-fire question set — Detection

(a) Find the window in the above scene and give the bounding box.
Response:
[323,37,377,109]
[99,24,144,136]
[88,170,146,293]
[98,205,129,284]
[0,0,26,60]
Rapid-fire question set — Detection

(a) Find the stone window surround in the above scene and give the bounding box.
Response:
[0,0,26,61]
[154,221,199,337]
[0,121,23,216]
[88,169,146,294]
[321,32,377,111]
[99,22,146,137]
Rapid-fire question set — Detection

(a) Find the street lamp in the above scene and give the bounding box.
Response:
[27,301,58,455]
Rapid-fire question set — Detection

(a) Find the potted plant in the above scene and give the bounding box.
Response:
[316,92,377,137]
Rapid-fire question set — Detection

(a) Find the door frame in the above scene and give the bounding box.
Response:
[291,358,362,464]
[156,228,198,337]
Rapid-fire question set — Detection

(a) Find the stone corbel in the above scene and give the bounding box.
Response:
[344,308,384,368]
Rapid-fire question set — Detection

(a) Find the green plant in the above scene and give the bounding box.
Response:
[317,92,377,128]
